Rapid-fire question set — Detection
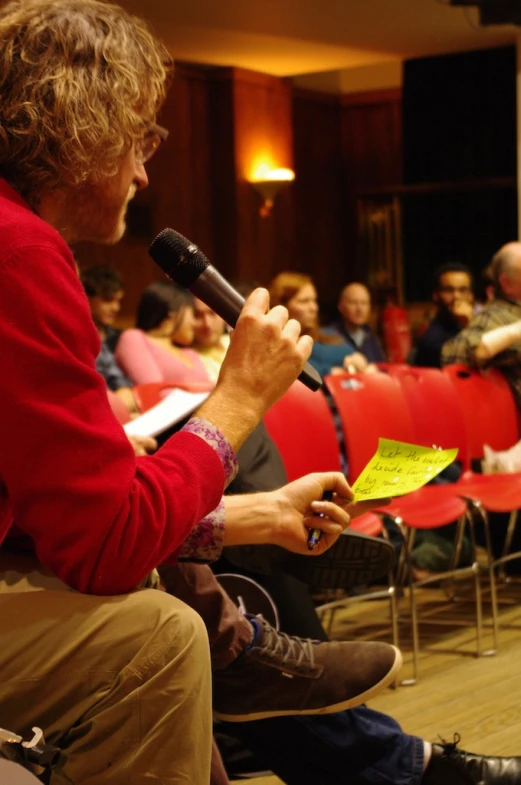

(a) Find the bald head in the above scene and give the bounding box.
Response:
[338,283,371,328]
[490,242,521,301]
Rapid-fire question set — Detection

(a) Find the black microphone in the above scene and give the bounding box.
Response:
[148,228,323,391]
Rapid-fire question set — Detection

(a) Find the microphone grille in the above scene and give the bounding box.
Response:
[149,228,210,288]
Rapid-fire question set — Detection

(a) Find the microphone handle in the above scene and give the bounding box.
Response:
[192,268,246,326]
[190,268,323,391]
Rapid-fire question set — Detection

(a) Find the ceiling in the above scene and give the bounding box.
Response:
[121,0,520,78]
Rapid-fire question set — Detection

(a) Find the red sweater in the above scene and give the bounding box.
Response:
[0,180,227,594]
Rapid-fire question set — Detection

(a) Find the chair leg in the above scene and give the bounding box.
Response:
[392,519,419,685]
[471,500,499,654]
[499,509,520,581]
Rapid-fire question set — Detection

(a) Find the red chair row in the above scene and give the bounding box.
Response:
[264,365,521,681]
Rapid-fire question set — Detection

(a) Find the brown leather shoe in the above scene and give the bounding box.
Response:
[213,616,402,722]
[423,735,521,784]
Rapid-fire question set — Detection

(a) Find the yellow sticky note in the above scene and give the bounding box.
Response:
[351,438,458,501]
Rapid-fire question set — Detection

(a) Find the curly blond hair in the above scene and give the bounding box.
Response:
[0,0,171,199]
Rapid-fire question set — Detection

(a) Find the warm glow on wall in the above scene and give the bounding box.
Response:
[248,163,295,217]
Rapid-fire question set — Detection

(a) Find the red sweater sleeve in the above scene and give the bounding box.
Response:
[0,246,227,595]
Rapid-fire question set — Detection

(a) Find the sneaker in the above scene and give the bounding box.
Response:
[213,616,402,722]
[423,735,521,784]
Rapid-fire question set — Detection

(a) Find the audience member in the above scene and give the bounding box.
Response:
[414,263,474,368]
[192,297,230,382]
[329,282,385,363]
[82,264,139,413]
[442,242,521,409]
[0,2,519,784]
[269,272,373,377]
[116,280,214,387]
[0,2,404,782]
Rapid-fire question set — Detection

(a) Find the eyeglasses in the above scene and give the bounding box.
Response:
[135,123,169,166]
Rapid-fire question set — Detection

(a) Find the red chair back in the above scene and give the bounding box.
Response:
[264,381,383,538]
[263,382,342,480]
[385,366,470,471]
[133,381,213,413]
[324,372,415,485]
[442,364,519,459]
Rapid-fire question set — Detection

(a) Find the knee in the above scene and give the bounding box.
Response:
[120,589,210,672]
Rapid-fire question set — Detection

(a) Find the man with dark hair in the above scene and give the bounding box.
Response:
[81,264,138,412]
[414,263,474,368]
[442,243,521,409]
[81,264,125,351]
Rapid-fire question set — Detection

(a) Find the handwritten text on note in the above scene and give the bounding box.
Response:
[351,438,458,501]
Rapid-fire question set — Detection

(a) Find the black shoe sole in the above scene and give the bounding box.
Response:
[283,530,395,591]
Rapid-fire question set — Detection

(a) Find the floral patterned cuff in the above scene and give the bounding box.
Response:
[177,499,225,562]
[183,416,238,486]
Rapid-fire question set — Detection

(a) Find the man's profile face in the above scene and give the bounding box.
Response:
[89,289,124,328]
[193,299,226,349]
[434,271,473,314]
[338,284,371,328]
[63,148,147,245]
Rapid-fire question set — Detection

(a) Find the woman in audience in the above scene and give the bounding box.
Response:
[115,281,214,388]
[268,272,377,377]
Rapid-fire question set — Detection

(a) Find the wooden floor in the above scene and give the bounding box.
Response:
[232,578,521,784]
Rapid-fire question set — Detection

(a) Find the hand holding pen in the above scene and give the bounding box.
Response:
[307,490,333,550]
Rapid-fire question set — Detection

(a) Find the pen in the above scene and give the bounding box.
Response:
[307,490,333,551]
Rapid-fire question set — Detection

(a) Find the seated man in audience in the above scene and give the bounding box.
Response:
[327,282,385,363]
[414,263,474,368]
[1,3,520,784]
[442,243,521,409]
[82,264,139,414]
[0,1,406,782]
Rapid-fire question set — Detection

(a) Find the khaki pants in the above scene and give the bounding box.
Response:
[0,553,213,785]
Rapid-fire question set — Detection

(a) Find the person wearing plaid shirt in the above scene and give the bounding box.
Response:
[441,242,521,409]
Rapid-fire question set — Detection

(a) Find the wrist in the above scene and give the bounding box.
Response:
[197,386,262,452]
[223,491,281,546]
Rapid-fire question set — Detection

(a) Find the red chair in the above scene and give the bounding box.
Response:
[387,365,521,649]
[264,382,381,538]
[324,371,485,681]
[133,380,213,413]
[441,365,521,606]
[442,364,519,460]
[264,381,397,645]
[264,382,346,479]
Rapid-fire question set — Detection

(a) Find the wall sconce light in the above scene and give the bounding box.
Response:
[249,164,295,218]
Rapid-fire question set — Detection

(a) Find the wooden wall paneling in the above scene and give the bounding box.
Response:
[207,68,239,281]
[340,88,403,284]
[292,89,344,316]
[152,63,215,256]
[231,68,295,286]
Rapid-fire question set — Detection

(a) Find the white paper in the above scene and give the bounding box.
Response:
[123,389,210,438]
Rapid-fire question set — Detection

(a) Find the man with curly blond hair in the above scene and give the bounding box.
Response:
[0,2,409,783]
[3,4,521,785]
